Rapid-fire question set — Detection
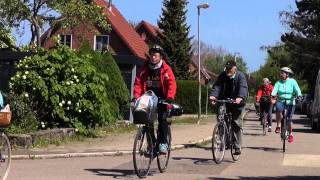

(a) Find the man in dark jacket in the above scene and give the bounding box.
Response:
[209,60,248,155]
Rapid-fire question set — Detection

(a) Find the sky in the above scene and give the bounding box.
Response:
[113,0,297,72]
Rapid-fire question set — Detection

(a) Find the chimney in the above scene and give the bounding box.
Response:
[108,0,112,11]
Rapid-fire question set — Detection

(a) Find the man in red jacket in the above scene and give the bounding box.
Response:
[133,44,176,153]
[256,78,274,132]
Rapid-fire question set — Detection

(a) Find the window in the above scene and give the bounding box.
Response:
[59,34,72,48]
[94,35,109,51]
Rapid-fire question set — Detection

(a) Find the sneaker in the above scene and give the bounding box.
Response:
[275,127,280,134]
[288,134,294,143]
[268,126,272,132]
[234,148,241,155]
[159,143,168,154]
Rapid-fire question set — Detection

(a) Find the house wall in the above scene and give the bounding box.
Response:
[43,22,133,56]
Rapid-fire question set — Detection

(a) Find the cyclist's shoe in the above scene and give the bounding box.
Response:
[159,143,168,154]
[268,126,272,132]
[288,134,294,143]
[234,148,241,155]
[275,127,280,134]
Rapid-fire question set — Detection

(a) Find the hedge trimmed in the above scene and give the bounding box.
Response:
[175,80,213,114]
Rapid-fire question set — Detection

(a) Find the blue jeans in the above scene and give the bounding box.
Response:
[275,102,295,124]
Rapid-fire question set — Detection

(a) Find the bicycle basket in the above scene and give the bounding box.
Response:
[0,111,11,127]
[133,91,158,124]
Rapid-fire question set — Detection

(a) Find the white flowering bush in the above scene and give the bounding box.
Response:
[9,45,112,134]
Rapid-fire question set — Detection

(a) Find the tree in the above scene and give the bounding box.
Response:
[158,0,193,80]
[0,0,109,48]
[281,0,320,92]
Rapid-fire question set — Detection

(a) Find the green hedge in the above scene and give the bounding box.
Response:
[175,80,213,114]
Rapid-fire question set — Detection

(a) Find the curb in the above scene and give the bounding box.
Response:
[11,136,213,160]
[11,110,250,160]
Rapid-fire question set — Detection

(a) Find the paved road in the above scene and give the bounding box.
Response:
[7,112,320,180]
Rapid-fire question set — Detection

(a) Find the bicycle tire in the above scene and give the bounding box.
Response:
[212,122,226,164]
[0,132,11,180]
[230,129,240,161]
[262,113,267,136]
[133,127,153,178]
[157,127,171,173]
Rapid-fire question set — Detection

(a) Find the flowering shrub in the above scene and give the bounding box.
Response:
[9,45,112,134]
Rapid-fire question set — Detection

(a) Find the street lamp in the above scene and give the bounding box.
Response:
[197,3,209,124]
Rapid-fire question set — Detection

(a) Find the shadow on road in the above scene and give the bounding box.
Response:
[209,176,320,180]
[244,146,281,153]
[84,168,139,178]
[172,156,234,165]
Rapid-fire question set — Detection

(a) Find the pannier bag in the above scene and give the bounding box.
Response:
[133,91,158,124]
[169,103,183,117]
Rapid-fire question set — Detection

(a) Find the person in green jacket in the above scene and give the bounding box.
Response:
[271,67,302,143]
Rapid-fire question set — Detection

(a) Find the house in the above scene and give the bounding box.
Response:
[135,20,162,46]
[42,0,150,120]
[190,56,218,85]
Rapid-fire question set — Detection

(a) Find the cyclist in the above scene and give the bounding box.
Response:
[256,78,274,132]
[209,60,248,155]
[132,44,177,154]
[271,67,302,143]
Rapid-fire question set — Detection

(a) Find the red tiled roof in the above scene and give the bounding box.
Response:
[136,20,162,39]
[95,0,149,60]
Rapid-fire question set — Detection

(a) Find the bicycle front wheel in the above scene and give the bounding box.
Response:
[157,127,171,173]
[212,122,226,164]
[133,127,153,178]
[0,132,11,180]
[262,114,267,136]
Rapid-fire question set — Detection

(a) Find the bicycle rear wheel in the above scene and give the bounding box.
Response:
[157,127,171,173]
[262,114,267,136]
[0,132,11,180]
[230,129,240,161]
[133,127,153,178]
[212,122,226,164]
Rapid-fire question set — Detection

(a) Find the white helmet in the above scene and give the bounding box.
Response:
[262,78,270,84]
[280,67,293,74]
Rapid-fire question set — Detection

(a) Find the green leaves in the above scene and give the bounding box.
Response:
[9,45,114,134]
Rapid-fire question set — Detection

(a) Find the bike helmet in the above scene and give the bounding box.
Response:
[262,78,270,84]
[225,60,237,71]
[280,67,294,74]
[149,44,164,56]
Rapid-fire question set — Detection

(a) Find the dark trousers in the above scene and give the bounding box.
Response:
[158,103,169,144]
[259,100,273,127]
[226,106,245,149]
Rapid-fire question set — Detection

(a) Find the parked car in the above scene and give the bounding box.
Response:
[310,69,320,131]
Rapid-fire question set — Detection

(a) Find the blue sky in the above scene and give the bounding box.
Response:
[114,0,297,72]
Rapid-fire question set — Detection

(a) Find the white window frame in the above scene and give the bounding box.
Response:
[94,35,110,51]
[59,34,72,48]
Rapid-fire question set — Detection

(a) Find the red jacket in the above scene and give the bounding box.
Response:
[133,61,177,100]
[256,84,274,102]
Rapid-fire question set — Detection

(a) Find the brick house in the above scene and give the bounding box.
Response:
[42,0,150,120]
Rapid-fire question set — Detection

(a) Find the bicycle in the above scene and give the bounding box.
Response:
[132,99,174,178]
[259,96,271,136]
[212,99,241,164]
[279,97,301,153]
[0,111,12,180]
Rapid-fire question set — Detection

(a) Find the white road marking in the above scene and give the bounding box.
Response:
[283,154,320,168]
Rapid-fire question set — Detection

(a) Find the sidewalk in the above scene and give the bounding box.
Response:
[11,115,217,160]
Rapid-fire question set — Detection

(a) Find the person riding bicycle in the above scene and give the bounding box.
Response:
[132,44,177,154]
[256,78,274,132]
[271,67,302,143]
[209,60,248,155]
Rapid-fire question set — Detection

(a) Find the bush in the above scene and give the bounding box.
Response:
[5,92,38,134]
[9,45,112,134]
[78,43,129,119]
[175,80,212,114]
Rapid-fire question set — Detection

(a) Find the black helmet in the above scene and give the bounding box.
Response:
[149,44,164,56]
[225,60,237,71]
